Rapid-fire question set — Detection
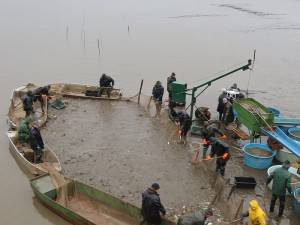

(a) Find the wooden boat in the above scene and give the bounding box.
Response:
[50,83,122,100]
[7,84,48,129]
[7,131,61,175]
[30,173,176,225]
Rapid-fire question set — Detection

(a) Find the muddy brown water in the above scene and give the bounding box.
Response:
[1,0,300,224]
[246,148,273,157]
[291,131,300,138]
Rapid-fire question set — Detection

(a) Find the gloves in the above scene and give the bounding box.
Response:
[156,98,160,101]
[50,98,55,101]
[37,146,41,151]
[205,156,211,161]
[241,211,249,220]
[178,122,181,126]
[161,207,166,216]
[222,135,226,139]
[32,110,35,114]
[290,192,293,196]
[178,130,182,135]
[112,85,114,89]
[41,94,46,98]
[223,153,228,159]
[203,139,207,145]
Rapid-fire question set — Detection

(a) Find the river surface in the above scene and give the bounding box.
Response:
[1,0,300,224]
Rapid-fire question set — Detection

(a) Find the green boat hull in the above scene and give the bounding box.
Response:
[30,173,175,225]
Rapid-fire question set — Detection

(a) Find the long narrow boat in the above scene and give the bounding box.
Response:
[50,83,122,100]
[7,84,48,129]
[7,131,61,175]
[30,173,176,225]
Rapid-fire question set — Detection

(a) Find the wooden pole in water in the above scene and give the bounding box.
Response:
[81,15,85,40]
[97,38,100,55]
[66,26,68,42]
[138,79,143,104]
[84,30,86,49]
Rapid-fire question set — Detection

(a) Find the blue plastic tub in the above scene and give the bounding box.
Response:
[267,107,280,117]
[288,127,300,142]
[233,109,238,119]
[243,143,276,169]
[294,188,300,215]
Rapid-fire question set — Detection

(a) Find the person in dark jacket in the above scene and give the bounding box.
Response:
[98,73,115,98]
[217,89,227,121]
[18,116,33,146]
[222,98,234,125]
[33,85,51,113]
[177,110,192,143]
[177,208,213,225]
[200,121,226,158]
[22,90,35,118]
[29,121,44,164]
[140,183,166,225]
[152,81,164,117]
[266,160,293,218]
[205,137,230,176]
[167,72,176,101]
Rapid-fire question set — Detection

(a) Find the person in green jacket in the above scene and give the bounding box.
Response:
[177,208,213,225]
[266,160,293,217]
[200,121,226,158]
[222,98,234,125]
[18,116,33,146]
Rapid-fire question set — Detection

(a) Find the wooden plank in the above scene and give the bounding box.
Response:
[231,127,249,140]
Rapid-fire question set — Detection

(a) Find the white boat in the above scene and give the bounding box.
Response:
[6,131,61,175]
[7,84,48,129]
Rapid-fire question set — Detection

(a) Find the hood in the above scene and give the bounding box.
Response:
[24,116,33,125]
[147,187,158,195]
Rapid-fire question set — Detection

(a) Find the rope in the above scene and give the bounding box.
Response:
[187,60,250,86]
[246,50,256,97]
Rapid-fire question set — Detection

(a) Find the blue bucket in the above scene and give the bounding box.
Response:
[288,127,300,142]
[233,109,238,119]
[243,143,276,169]
[267,107,280,117]
[294,188,300,215]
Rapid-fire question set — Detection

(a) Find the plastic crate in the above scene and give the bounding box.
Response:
[50,99,65,110]
[234,177,256,189]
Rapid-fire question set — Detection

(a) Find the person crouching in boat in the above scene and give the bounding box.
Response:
[140,183,166,225]
[22,90,35,118]
[33,85,51,113]
[18,116,33,146]
[29,121,44,164]
[98,73,114,98]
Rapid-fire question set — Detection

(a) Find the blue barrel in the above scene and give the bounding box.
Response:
[294,188,300,215]
[288,127,300,142]
[243,143,276,169]
[233,109,238,119]
[267,107,280,117]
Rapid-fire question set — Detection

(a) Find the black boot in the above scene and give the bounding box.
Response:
[270,194,277,213]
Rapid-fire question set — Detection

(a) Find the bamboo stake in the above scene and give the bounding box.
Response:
[146,96,152,109]
[66,26,68,43]
[81,15,86,40]
[97,39,101,55]
[137,79,143,104]
[84,30,85,49]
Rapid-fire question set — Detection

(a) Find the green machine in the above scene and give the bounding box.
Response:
[183,59,252,122]
[172,82,187,104]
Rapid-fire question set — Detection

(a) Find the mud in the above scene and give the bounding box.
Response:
[245,148,273,157]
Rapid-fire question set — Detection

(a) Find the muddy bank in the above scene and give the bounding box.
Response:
[41,97,299,224]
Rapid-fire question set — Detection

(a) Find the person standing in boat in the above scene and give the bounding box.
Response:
[222,98,234,125]
[18,116,33,146]
[152,81,164,117]
[33,85,51,113]
[167,72,176,101]
[29,121,44,164]
[266,160,293,218]
[200,121,226,159]
[140,183,166,225]
[22,90,35,118]
[217,89,227,121]
[98,73,114,98]
[205,137,230,176]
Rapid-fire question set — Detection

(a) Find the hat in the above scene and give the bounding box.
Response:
[26,90,33,96]
[203,121,209,127]
[222,97,228,101]
[171,72,176,76]
[282,160,291,169]
[46,85,51,89]
[209,137,217,144]
[205,208,213,216]
[156,81,162,85]
[151,183,160,190]
[101,73,106,78]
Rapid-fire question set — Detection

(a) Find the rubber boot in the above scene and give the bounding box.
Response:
[270,195,276,213]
